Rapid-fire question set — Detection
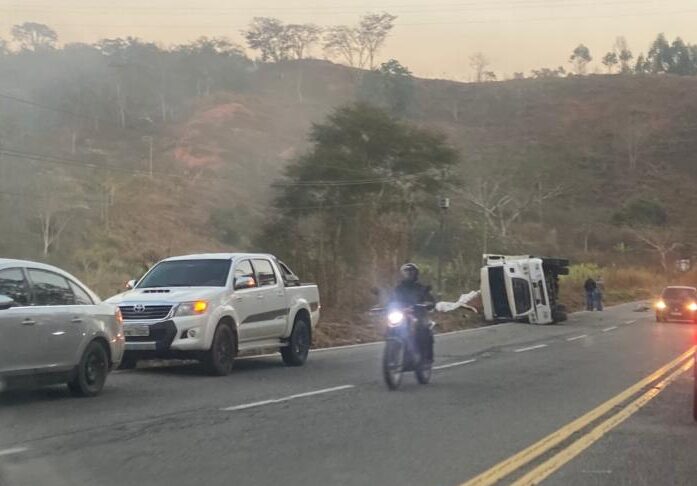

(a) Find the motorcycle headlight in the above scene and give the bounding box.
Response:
[388,311,404,326]
[175,300,209,317]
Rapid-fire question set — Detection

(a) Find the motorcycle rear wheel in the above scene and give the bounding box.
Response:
[415,361,432,384]
[383,339,405,390]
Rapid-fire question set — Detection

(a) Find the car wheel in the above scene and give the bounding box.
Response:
[117,355,138,370]
[203,323,236,376]
[68,341,109,397]
[281,317,311,367]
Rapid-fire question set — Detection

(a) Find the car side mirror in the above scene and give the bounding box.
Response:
[234,276,256,290]
[125,279,136,290]
[0,295,16,310]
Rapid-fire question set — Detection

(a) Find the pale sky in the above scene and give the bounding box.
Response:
[1,0,696,79]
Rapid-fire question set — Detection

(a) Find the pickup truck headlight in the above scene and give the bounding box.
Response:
[175,300,209,317]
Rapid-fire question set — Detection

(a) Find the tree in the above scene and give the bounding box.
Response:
[242,17,290,62]
[182,36,244,56]
[324,13,397,69]
[530,66,566,78]
[323,26,363,67]
[671,37,696,75]
[602,52,619,73]
[285,24,322,59]
[261,103,458,306]
[11,22,58,51]
[359,59,414,116]
[357,13,397,69]
[647,33,673,73]
[614,37,633,73]
[469,52,490,82]
[634,53,650,74]
[612,199,680,272]
[569,44,592,74]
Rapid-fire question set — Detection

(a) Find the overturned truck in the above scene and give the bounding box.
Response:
[480,254,569,324]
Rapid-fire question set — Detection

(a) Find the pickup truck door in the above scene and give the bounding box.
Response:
[231,259,267,342]
[251,258,288,338]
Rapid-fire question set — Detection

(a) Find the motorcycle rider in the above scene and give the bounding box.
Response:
[390,263,435,364]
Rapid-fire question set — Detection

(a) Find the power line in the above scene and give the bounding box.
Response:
[0,147,437,187]
[0,0,673,14]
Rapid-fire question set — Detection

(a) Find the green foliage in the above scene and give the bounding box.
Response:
[612,199,668,227]
[358,59,414,116]
[209,208,241,246]
[261,102,459,306]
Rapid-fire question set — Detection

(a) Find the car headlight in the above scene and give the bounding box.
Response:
[388,311,404,326]
[655,300,667,310]
[175,300,209,317]
[687,302,697,312]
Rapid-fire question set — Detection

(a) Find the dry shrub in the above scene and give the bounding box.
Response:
[560,264,665,310]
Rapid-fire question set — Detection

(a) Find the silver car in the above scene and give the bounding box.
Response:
[0,259,125,397]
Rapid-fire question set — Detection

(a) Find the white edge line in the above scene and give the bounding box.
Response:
[221,385,355,412]
[433,358,477,370]
[566,334,588,342]
[514,344,549,353]
[602,326,618,332]
[0,447,28,457]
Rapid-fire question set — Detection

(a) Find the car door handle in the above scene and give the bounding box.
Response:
[71,317,83,323]
[21,319,36,326]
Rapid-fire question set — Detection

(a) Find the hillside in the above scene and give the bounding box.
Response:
[1,53,696,300]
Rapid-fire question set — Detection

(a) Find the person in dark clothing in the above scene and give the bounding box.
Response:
[390,263,435,363]
[583,278,596,311]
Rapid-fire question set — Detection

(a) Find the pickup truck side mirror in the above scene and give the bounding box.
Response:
[0,295,16,310]
[234,276,256,290]
[125,279,137,290]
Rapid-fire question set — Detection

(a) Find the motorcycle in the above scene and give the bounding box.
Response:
[381,304,434,390]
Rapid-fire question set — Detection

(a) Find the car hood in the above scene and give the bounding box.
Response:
[106,287,223,304]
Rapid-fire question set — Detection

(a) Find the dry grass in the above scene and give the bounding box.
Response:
[560,264,671,311]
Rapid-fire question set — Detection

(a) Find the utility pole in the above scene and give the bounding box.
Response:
[437,196,450,295]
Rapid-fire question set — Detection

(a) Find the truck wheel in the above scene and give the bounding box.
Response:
[203,323,236,376]
[281,317,311,367]
[68,341,109,397]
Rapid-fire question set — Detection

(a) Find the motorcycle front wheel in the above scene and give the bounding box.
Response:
[383,338,405,390]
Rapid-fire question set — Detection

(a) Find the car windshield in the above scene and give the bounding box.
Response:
[662,288,697,300]
[137,260,231,288]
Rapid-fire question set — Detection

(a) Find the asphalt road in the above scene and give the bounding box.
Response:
[1,303,696,486]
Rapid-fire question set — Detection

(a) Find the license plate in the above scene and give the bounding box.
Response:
[124,325,150,337]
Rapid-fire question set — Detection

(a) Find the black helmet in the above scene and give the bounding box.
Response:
[400,263,420,282]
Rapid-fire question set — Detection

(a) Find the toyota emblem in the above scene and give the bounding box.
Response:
[133,304,146,313]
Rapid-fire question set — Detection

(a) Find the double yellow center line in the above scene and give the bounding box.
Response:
[462,345,696,486]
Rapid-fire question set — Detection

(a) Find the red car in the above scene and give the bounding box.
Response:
[655,286,697,323]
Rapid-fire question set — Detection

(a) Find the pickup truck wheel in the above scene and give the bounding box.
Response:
[68,341,109,397]
[203,324,236,376]
[281,317,311,367]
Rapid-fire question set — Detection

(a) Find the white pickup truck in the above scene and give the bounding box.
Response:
[106,253,320,375]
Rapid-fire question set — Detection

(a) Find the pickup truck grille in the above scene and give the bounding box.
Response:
[119,304,173,321]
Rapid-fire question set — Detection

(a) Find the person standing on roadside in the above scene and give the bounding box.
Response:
[584,277,596,311]
[594,275,605,311]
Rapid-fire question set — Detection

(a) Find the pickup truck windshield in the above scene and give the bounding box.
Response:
[138,260,231,288]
